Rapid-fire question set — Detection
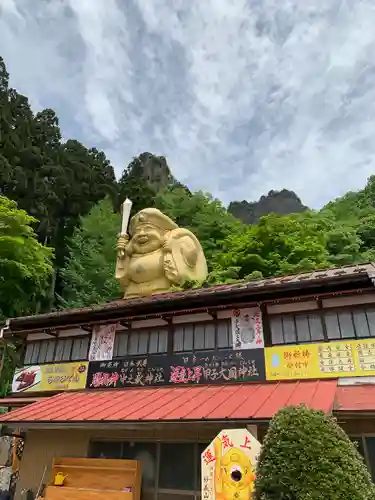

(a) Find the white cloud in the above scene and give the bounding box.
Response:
[1,0,375,208]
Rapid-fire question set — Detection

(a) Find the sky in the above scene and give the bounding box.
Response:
[1,0,375,208]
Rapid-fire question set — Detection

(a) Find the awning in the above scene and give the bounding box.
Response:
[0,380,337,424]
[335,385,375,413]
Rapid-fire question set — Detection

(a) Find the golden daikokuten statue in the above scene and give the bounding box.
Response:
[115,207,208,299]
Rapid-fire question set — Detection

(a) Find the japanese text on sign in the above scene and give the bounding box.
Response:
[86,348,266,389]
[265,338,375,380]
[231,308,264,350]
[169,350,264,384]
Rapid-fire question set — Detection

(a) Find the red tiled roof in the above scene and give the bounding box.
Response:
[0,380,337,424]
[335,385,375,412]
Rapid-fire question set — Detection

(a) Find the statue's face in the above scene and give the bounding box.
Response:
[132,223,164,254]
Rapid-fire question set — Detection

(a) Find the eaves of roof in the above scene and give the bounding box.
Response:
[5,263,375,335]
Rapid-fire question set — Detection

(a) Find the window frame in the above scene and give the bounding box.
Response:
[88,439,207,497]
[172,318,232,354]
[23,335,90,366]
[268,304,375,346]
[21,315,250,365]
[349,434,375,481]
[113,326,170,358]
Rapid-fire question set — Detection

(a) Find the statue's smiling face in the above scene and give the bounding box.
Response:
[132,224,164,254]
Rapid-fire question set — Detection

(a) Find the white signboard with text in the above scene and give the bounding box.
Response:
[88,324,117,362]
[231,308,264,350]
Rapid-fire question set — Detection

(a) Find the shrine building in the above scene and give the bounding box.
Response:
[2,262,375,499]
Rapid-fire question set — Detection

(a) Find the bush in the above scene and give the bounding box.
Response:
[255,405,375,500]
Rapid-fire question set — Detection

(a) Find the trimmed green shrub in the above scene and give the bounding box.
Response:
[255,405,375,500]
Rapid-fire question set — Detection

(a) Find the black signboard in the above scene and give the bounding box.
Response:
[86,349,265,389]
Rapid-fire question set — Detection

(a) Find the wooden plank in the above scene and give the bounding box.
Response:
[53,458,137,469]
[45,486,133,500]
[53,464,137,471]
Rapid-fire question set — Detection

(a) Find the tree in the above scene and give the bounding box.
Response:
[0,195,53,397]
[0,343,18,397]
[0,57,117,309]
[357,214,375,257]
[255,405,375,500]
[0,196,53,319]
[116,153,163,215]
[213,212,332,280]
[59,198,121,308]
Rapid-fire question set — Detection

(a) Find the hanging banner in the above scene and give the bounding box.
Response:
[265,338,375,380]
[201,429,261,500]
[88,323,117,362]
[12,362,88,393]
[231,308,264,350]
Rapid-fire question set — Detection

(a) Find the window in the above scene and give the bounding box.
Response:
[90,441,157,488]
[89,441,122,459]
[173,320,231,352]
[71,337,90,360]
[217,320,232,349]
[325,308,375,340]
[122,442,157,488]
[270,313,324,345]
[54,338,73,361]
[350,436,375,481]
[89,440,204,494]
[113,328,168,357]
[159,443,195,490]
[24,336,89,365]
[350,437,365,458]
[269,306,375,345]
[365,437,375,481]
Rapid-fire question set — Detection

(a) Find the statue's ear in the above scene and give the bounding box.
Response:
[162,230,171,243]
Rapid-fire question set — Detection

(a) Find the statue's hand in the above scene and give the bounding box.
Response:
[164,254,179,283]
[162,238,173,253]
[117,234,129,259]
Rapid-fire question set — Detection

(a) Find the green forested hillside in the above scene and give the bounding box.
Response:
[1,54,375,314]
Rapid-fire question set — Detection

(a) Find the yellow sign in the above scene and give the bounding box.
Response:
[265,339,375,380]
[201,429,261,500]
[12,362,88,393]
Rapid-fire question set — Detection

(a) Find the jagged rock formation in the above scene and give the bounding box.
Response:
[123,155,307,226]
[137,152,176,191]
[228,189,308,224]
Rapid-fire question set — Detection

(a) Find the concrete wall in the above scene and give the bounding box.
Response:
[16,429,89,500]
